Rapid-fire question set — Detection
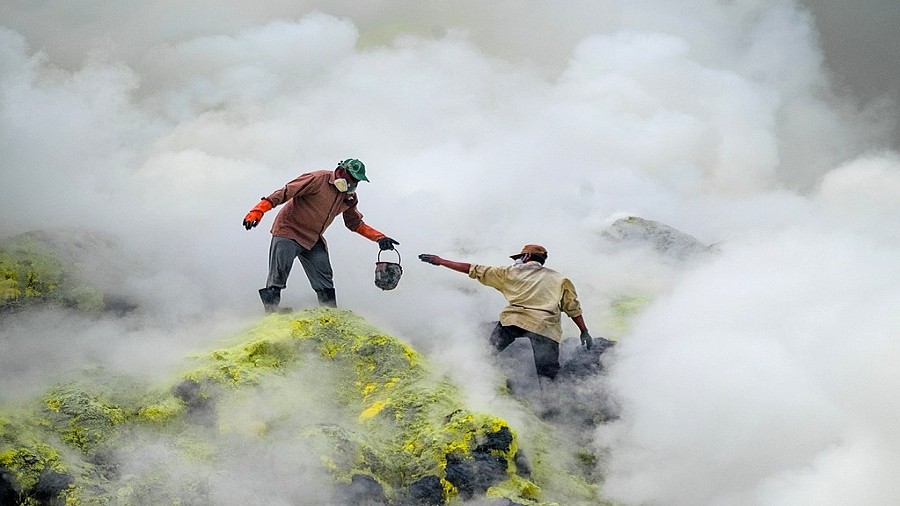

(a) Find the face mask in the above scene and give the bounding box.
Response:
[334,178,359,193]
[514,258,525,265]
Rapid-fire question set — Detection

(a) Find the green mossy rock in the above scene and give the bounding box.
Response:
[0,232,104,312]
[1,309,610,505]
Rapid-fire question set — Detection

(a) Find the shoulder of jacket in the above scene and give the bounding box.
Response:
[299,170,337,187]
[539,266,568,281]
[307,169,332,179]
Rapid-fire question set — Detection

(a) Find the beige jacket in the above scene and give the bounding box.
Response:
[468,261,582,342]
[264,170,365,249]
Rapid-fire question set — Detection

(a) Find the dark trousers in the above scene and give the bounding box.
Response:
[264,236,337,307]
[489,323,560,380]
[266,236,334,291]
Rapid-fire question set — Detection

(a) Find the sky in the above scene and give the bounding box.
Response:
[1,1,900,505]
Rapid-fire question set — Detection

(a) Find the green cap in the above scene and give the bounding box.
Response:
[338,159,368,182]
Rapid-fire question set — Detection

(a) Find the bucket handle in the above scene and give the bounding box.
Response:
[377,248,401,264]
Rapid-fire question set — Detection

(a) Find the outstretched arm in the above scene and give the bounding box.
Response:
[418,254,471,274]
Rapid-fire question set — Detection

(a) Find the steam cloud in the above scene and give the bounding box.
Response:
[1,1,899,504]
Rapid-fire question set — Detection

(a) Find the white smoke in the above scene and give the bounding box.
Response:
[1,0,899,504]
[596,222,900,505]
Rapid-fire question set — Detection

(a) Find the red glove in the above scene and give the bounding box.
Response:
[354,223,385,241]
[243,199,273,230]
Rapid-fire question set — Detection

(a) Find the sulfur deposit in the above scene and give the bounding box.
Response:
[1,308,610,505]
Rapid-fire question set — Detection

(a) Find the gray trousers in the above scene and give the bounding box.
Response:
[489,323,560,380]
[266,236,334,292]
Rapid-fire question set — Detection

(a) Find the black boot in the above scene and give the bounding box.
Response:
[316,288,337,308]
[258,287,281,313]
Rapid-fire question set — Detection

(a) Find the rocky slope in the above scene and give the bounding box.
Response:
[4,219,714,504]
[0,308,613,505]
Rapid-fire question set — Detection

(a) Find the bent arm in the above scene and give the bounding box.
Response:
[571,314,588,333]
[561,280,588,332]
[342,205,366,234]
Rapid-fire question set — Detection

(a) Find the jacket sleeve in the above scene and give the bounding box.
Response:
[265,172,317,206]
[342,205,364,232]
[468,264,510,291]
[560,278,583,318]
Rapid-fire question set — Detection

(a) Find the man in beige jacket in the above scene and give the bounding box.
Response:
[419,244,607,380]
[243,159,398,311]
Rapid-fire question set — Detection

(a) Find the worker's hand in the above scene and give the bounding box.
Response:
[242,199,273,230]
[580,330,594,350]
[243,210,263,230]
[418,254,443,266]
[378,236,400,251]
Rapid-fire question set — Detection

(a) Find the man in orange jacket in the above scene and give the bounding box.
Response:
[243,159,398,312]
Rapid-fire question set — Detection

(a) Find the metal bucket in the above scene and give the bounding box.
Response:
[374,249,402,290]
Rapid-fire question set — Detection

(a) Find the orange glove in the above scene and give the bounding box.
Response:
[243,199,273,230]
[356,224,399,250]
[354,223,385,241]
